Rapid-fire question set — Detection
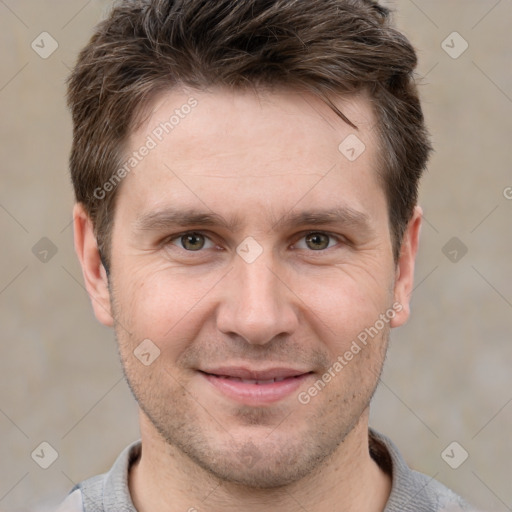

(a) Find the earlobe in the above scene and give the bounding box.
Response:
[390,206,422,328]
[73,203,114,327]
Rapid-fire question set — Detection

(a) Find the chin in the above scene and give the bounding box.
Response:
[177,431,333,489]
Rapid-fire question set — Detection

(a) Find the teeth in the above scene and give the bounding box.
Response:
[219,376,290,384]
[212,374,297,384]
[241,378,276,384]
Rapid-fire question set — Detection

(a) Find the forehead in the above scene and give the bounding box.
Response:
[132,86,377,166]
[120,86,385,227]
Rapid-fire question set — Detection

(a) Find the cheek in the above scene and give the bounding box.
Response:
[294,265,393,348]
[111,265,222,346]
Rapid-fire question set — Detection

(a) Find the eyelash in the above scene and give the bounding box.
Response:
[164,231,346,253]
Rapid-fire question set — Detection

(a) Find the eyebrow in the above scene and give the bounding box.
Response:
[272,207,372,232]
[134,206,372,234]
[135,208,243,232]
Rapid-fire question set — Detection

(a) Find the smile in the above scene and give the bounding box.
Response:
[198,367,314,405]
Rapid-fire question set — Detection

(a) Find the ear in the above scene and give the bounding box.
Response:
[73,203,114,327]
[390,205,422,328]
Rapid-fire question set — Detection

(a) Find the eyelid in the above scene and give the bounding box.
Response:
[161,229,348,252]
[292,231,347,250]
[165,230,217,250]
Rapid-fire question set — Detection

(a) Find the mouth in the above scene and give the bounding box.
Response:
[198,367,314,404]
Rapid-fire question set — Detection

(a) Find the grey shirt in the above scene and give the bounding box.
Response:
[60,429,472,512]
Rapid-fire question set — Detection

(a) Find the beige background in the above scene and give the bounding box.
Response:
[1,0,511,510]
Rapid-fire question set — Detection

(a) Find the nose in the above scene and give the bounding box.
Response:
[216,251,299,345]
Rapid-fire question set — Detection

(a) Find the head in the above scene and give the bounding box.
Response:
[69,0,430,489]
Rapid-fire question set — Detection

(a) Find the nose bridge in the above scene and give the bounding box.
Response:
[217,246,297,345]
[239,254,279,311]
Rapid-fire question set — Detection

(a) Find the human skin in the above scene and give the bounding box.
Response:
[74,87,421,512]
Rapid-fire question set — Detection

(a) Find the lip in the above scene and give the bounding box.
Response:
[199,366,314,405]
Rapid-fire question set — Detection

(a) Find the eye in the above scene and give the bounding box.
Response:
[170,232,215,251]
[295,232,340,251]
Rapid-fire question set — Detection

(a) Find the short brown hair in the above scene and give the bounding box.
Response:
[67,0,431,266]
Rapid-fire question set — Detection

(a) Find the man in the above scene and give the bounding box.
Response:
[61,0,473,510]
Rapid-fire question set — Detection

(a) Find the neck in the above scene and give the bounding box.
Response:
[129,410,391,512]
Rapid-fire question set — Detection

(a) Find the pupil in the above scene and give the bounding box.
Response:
[183,233,204,250]
[307,233,328,250]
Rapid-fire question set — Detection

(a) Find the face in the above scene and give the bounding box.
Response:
[77,87,419,488]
